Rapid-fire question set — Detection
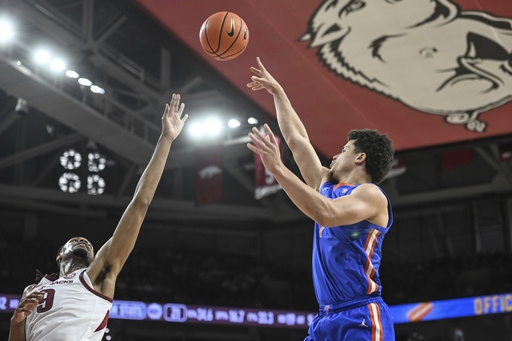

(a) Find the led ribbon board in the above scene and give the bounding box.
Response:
[2,293,512,327]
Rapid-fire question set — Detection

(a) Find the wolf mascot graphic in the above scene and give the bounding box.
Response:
[302,0,512,132]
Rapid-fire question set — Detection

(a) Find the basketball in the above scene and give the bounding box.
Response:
[199,11,249,61]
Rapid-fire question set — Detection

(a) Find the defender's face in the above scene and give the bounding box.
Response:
[59,237,95,263]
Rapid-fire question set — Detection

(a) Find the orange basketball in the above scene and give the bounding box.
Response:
[199,11,249,61]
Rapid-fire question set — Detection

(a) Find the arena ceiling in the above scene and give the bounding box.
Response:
[1,0,512,229]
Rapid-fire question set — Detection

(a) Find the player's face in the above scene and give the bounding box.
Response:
[60,237,95,263]
[329,140,357,180]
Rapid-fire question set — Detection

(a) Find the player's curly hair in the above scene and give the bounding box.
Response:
[348,129,394,184]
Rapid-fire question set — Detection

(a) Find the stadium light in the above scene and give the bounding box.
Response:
[60,149,82,170]
[228,119,241,128]
[204,118,223,137]
[0,18,14,42]
[50,58,66,72]
[90,85,105,94]
[65,70,79,78]
[88,152,106,172]
[188,122,204,138]
[78,77,93,86]
[59,172,81,193]
[34,49,51,64]
[188,118,223,139]
[87,174,105,195]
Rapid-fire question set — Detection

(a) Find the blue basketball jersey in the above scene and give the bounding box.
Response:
[312,182,393,306]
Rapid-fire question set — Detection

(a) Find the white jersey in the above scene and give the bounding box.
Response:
[25,268,112,341]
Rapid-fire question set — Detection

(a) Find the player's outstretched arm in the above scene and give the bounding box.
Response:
[87,94,188,298]
[248,125,387,227]
[247,57,327,190]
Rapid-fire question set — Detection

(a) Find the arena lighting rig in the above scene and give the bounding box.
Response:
[187,115,259,141]
[0,14,106,96]
[58,148,107,195]
[0,13,261,144]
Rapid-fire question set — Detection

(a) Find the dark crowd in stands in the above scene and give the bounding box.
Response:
[1,234,511,311]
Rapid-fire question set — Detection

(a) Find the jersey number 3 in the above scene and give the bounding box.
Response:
[37,289,55,313]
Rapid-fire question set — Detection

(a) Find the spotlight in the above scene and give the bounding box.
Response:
[88,152,106,172]
[228,119,241,128]
[78,78,93,86]
[188,122,204,138]
[59,172,81,193]
[87,174,105,195]
[0,18,14,42]
[60,149,82,170]
[205,119,223,136]
[90,85,105,94]
[65,70,79,78]
[50,58,66,72]
[248,117,258,125]
[34,49,51,64]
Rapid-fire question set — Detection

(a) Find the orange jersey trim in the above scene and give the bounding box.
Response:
[368,302,383,341]
[332,182,356,191]
[364,229,381,295]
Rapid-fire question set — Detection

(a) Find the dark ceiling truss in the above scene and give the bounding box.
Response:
[0,0,303,226]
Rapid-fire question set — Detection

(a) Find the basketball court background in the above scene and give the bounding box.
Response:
[0,0,512,340]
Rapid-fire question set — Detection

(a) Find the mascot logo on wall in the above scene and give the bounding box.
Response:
[301,0,512,132]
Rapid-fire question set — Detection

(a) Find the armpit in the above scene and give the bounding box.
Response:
[94,263,113,285]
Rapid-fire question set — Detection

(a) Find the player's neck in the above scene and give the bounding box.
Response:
[336,169,371,185]
[60,261,87,277]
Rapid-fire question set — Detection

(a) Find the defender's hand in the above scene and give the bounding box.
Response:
[162,93,188,141]
[11,291,44,323]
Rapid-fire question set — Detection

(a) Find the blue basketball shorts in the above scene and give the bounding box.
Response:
[304,296,395,341]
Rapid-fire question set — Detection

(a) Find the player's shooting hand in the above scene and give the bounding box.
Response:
[247,57,282,95]
[162,94,189,141]
[247,124,283,173]
[11,291,44,323]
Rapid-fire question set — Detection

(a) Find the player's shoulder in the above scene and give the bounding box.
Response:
[22,284,37,297]
[24,283,38,291]
[352,183,386,199]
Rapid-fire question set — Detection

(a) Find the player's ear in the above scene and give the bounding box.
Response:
[355,152,366,165]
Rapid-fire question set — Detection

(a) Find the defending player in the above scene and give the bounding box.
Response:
[247,57,396,341]
[8,94,188,341]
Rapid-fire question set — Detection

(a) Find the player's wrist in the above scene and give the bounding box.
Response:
[271,84,284,96]
[10,314,24,325]
[159,133,174,143]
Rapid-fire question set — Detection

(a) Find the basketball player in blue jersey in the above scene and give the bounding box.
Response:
[247,57,395,341]
[9,94,188,341]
